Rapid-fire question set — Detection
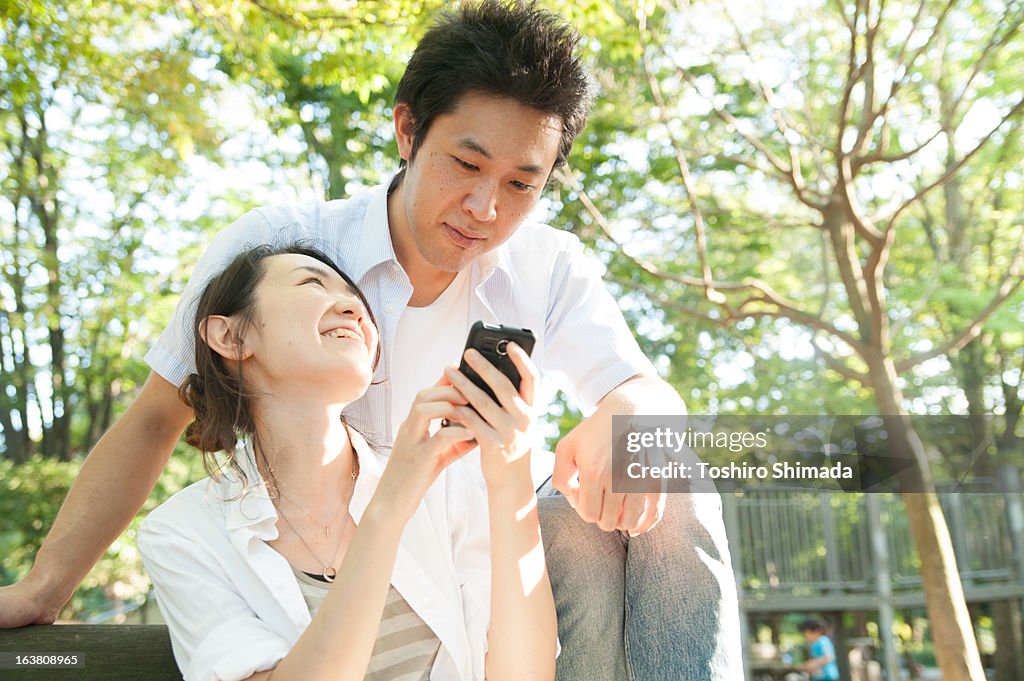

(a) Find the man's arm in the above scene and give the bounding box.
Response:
[551,373,684,534]
[0,372,191,626]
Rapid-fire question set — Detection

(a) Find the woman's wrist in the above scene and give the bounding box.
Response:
[484,466,536,505]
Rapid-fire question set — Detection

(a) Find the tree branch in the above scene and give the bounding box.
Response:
[813,335,869,384]
[556,166,866,354]
[894,234,1024,373]
[884,95,1024,237]
[638,15,720,303]
[854,127,943,169]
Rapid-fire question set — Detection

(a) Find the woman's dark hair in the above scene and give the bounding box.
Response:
[395,0,593,170]
[179,244,378,487]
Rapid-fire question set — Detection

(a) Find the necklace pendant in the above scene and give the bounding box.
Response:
[322,566,337,583]
[324,526,330,538]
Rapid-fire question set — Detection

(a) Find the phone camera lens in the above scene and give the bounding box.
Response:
[495,339,510,355]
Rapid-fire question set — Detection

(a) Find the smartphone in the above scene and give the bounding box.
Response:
[446,321,536,423]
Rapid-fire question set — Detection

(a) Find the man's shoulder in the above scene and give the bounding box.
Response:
[238,187,375,234]
[504,218,581,254]
[505,218,579,246]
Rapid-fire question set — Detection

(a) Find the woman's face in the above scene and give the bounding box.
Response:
[237,253,379,403]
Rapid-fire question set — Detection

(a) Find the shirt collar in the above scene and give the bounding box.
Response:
[349,180,400,284]
[219,430,386,544]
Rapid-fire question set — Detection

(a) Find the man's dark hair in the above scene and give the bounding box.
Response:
[395,0,593,170]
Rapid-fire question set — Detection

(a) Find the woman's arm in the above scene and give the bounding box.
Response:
[482,475,557,681]
[445,346,557,681]
[243,385,477,681]
[244,494,409,681]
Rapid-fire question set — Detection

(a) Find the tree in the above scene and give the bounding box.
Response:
[1,0,223,461]
[555,2,1022,680]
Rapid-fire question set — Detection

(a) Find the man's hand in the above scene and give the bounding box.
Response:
[0,580,61,627]
[0,372,190,629]
[551,374,683,535]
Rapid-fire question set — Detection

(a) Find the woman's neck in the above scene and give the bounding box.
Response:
[249,394,356,510]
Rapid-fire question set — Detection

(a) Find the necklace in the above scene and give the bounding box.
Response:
[265,427,360,582]
[275,505,348,582]
[274,457,358,538]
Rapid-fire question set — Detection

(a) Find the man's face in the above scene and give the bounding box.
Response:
[391,92,563,274]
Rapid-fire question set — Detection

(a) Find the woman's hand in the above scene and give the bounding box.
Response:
[378,382,479,520]
[444,343,538,491]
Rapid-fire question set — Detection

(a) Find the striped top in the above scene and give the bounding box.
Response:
[291,566,441,680]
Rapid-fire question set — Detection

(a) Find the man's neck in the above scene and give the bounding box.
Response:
[387,179,458,307]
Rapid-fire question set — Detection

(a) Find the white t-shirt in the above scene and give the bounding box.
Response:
[389,269,472,440]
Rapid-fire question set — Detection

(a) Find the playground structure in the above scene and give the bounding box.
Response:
[723,469,1024,679]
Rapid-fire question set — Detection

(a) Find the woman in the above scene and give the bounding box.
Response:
[138,245,556,681]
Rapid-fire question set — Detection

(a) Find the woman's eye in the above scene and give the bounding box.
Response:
[302,277,325,287]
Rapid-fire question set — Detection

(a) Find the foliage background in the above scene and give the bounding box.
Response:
[0,7,1020,670]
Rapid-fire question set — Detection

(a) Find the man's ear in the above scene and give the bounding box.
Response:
[200,315,252,361]
[394,102,416,162]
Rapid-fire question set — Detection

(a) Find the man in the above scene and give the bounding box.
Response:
[0,2,740,678]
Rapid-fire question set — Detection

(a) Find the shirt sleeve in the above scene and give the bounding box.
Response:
[138,516,291,681]
[145,203,329,388]
[542,235,657,414]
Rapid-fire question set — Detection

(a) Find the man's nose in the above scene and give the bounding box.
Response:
[463,180,498,222]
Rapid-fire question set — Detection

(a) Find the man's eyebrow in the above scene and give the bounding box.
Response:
[457,137,546,176]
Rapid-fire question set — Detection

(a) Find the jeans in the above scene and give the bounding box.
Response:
[537,483,743,680]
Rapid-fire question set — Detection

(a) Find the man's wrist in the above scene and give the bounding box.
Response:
[21,561,73,622]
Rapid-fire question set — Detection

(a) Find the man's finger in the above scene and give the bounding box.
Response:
[616,493,647,533]
[630,492,666,535]
[597,490,625,532]
[551,440,580,496]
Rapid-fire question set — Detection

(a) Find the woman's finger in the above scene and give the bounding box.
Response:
[504,342,538,404]
[444,364,507,428]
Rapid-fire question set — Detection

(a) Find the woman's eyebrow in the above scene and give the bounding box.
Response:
[291,265,332,278]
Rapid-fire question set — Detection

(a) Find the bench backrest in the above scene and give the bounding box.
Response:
[0,624,182,680]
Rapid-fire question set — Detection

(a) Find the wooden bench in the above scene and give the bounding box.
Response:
[0,625,182,680]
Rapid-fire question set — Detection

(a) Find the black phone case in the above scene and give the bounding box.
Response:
[458,321,536,404]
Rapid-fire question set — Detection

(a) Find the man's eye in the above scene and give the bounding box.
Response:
[511,180,534,191]
[453,156,478,171]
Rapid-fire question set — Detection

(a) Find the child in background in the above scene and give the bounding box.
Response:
[798,618,841,681]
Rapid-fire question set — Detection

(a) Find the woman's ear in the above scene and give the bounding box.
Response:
[394,102,416,162]
[200,315,252,361]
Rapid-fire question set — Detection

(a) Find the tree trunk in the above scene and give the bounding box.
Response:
[865,348,986,681]
[993,599,1022,681]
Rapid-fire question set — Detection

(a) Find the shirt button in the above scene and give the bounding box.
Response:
[384,304,396,314]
